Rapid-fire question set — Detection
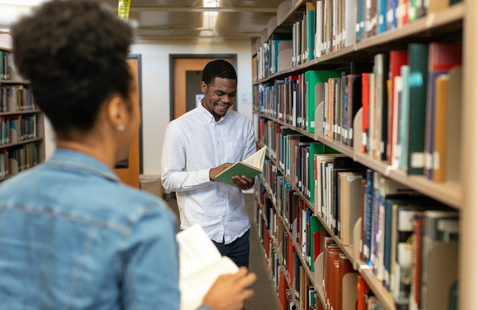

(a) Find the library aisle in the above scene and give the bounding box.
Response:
[245,194,280,310]
[165,193,279,310]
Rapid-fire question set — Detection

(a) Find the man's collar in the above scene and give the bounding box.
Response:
[198,103,228,123]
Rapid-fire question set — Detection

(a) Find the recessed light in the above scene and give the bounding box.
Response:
[0,0,49,6]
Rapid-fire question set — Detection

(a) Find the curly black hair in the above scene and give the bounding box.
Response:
[11,0,133,136]
[201,59,237,86]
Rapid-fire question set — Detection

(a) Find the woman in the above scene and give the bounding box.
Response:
[0,1,255,309]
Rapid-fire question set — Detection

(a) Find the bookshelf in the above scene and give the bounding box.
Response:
[0,35,45,182]
[252,1,469,309]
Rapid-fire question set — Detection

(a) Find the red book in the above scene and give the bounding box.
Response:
[338,254,357,310]
[279,270,287,310]
[402,0,409,27]
[326,245,341,310]
[313,231,321,262]
[361,73,370,154]
[333,259,340,310]
[388,51,408,165]
[357,275,370,310]
[288,238,294,284]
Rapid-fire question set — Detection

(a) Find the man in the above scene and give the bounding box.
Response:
[161,60,256,268]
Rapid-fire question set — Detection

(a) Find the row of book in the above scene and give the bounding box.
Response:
[293,0,355,66]
[254,28,293,81]
[0,50,11,81]
[311,154,459,310]
[254,66,371,139]
[357,43,462,181]
[0,142,39,178]
[0,85,35,112]
[0,114,37,145]
[259,120,341,205]
[360,171,459,310]
[356,0,461,42]
[253,0,462,78]
[256,40,463,182]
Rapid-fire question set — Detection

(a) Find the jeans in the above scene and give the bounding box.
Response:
[212,229,250,268]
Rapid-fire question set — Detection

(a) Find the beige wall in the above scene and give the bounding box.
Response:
[45,38,254,176]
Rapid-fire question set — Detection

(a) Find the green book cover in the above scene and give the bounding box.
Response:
[214,146,266,187]
[306,70,342,133]
[306,2,316,62]
[407,44,429,175]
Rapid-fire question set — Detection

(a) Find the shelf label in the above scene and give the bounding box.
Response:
[411,152,425,168]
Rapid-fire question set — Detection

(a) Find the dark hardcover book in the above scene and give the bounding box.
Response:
[407,43,429,175]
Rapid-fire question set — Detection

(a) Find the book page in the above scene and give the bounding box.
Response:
[176,224,239,310]
[180,256,238,310]
[242,146,266,169]
[176,224,222,278]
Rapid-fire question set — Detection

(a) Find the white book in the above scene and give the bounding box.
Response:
[177,224,239,310]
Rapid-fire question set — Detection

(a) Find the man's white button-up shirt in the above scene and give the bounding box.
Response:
[161,105,256,244]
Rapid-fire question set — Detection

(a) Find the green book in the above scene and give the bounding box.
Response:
[306,2,316,62]
[407,44,429,175]
[214,146,267,187]
[306,70,342,133]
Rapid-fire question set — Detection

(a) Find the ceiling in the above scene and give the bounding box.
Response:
[96,0,284,41]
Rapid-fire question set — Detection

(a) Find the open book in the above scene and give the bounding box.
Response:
[213,146,267,187]
[177,224,239,310]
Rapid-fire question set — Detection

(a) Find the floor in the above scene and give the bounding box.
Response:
[165,193,280,310]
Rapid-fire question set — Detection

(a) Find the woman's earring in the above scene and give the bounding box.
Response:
[118,124,125,132]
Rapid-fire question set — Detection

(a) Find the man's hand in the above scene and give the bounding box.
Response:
[230,175,254,191]
[202,267,257,310]
[209,164,255,190]
[209,163,233,181]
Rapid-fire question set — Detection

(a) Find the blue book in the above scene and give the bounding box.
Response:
[363,169,375,265]
[389,0,397,30]
[379,0,388,33]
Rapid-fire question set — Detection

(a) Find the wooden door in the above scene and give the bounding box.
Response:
[173,57,234,119]
[114,56,142,188]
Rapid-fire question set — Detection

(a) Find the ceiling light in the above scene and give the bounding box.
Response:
[0,0,49,5]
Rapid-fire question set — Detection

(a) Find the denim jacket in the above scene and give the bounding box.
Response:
[0,149,208,310]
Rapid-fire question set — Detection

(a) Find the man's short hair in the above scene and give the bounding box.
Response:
[201,60,237,86]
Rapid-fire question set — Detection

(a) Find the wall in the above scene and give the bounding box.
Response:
[45,38,254,176]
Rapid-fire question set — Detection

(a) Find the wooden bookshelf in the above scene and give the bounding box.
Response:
[253,1,469,309]
[0,41,45,181]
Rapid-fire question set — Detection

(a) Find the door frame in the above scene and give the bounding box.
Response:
[169,54,237,121]
[113,54,143,187]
